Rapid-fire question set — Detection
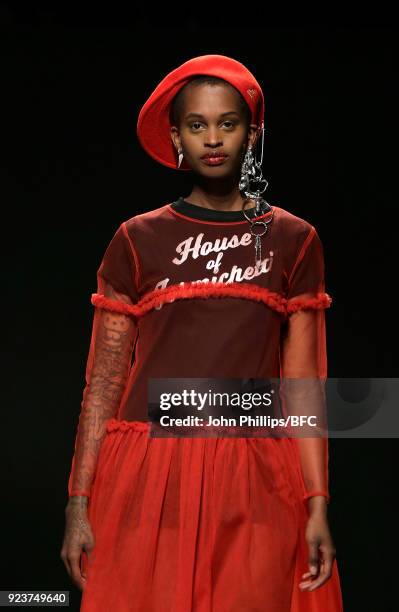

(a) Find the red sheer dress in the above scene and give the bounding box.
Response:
[67,198,343,611]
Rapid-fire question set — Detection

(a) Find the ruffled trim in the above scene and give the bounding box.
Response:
[286,292,332,314]
[141,281,288,314]
[106,418,150,433]
[92,282,332,319]
[303,490,331,504]
[91,294,138,317]
[92,281,287,318]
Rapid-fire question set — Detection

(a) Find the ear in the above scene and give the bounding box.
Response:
[170,126,181,153]
[248,123,262,148]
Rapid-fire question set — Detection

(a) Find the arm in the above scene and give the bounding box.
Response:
[67,284,138,500]
[280,226,332,511]
[280,305,330,513]
[62,223,139,590]
[67,222,140,501]
[280,226,337,591]
[63,291,137,590]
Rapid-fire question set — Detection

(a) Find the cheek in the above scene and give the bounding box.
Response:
[232,140,248,161]
[180,135,201,156]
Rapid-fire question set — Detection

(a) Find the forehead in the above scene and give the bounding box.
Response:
[181,82,242,115]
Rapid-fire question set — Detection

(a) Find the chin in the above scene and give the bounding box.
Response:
[197,169,232,181]
[195,162,232,175]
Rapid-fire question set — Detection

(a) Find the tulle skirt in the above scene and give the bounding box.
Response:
[80,419,343,612]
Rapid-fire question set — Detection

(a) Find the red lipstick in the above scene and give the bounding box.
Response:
[201,152,228,165]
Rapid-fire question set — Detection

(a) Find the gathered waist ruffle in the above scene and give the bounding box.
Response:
[106,418,150,434]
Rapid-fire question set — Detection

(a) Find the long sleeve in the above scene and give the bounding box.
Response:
[67,222,140,499]
[280,226,332,504]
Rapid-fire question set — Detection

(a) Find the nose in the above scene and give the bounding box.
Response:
[205,127,222,147]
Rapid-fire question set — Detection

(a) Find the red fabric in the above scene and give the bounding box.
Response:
[68,224,139,497]
[92,284,331,319]
[79,420,343,611]
[280,226,331,506]
[68,203,343,610]
[286,293,332,314]
[136,54,265,170]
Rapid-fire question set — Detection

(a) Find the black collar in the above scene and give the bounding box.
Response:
[170,197,271,222]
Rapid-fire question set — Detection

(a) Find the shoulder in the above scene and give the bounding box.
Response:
[103,203,170,250]
[122,203,171,233]
[272,205,323,277]
[272,203,322,251]
[273,204,316,239]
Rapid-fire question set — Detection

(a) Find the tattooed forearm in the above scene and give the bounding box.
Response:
[67,495,89,510]
[69,286,137,496]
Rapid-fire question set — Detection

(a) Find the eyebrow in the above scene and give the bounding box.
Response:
[184,111,240,120]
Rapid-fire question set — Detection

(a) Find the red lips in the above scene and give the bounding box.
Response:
[201,152,227,159]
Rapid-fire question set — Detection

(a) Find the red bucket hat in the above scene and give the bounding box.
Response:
[136,54,265,171]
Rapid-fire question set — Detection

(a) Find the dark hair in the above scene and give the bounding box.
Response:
[169,75,252,131]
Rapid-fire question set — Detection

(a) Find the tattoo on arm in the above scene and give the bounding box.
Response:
[71,286,137,494]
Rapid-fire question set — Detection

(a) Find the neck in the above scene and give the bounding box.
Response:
[185,167,253,212]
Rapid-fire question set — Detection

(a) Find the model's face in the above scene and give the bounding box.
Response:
[170,83,259,176]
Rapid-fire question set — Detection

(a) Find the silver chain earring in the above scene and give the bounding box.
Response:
[177,148,184,169]
[239,121,274,269]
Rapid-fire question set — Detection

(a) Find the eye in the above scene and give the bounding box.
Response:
[189,120,236,131]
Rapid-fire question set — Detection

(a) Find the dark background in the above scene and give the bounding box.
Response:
[1,5,397,610]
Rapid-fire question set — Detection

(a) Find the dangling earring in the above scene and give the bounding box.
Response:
[177,148,184,169]
[239,121,274,270]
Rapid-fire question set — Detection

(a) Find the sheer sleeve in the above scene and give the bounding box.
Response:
[67,222,140,499]
[280,226,332,505]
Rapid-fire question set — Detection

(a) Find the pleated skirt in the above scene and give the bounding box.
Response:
[80,419,343,612]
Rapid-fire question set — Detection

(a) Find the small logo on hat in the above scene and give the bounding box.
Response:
[247,88,257,99]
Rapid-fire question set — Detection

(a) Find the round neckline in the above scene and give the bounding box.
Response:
[170,196,272,223]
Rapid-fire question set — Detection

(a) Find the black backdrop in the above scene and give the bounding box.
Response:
[1,6,397,611]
